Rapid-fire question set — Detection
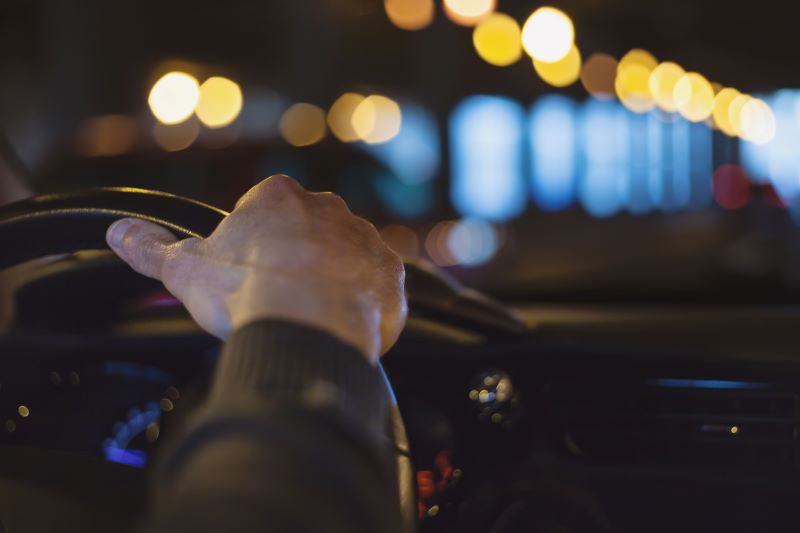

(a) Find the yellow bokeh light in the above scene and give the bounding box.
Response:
[648,62,685,113]
[472,13,522,67]
[153,120,200,152]
[384,0,434,30]
[327,93,366,142]
[673,72,714,122]
[739,98,776,144]
[616,64,655,113]
[615,50,658,113]
[580,53,618,99]
[443,0,495,26]
[618,49,657,73]
[728,93,752,136]
[521,7,574,63]
[351,95,402,144]
[279,103,327,147]
[75,114,138,157]
[195,77,243,129]
[148,71,200,125]
[533,44,581,87]
[712,88,742,136]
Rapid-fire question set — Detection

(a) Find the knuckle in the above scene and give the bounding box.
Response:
[316,192,349,210]
[352,216,380,238]
[238,175,305,209]
[264,174,303,194]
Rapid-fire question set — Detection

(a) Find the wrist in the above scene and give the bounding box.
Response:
[229,276,381,363]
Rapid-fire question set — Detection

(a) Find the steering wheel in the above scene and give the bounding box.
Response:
[0,188,416,532]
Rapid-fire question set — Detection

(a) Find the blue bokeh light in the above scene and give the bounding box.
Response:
[579,98,630,217]
[450,96,527,221]
[363,102,441,185]
[528,94,577,211]
[741,90,800,204]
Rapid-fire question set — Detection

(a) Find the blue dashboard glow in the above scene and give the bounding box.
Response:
[647,378,770,390]
[579,98,630,217]
[528,94,577,211]
[103,401,161,468]
[104,361,171,384]
[104,447,147,468]
[450,95,527,221]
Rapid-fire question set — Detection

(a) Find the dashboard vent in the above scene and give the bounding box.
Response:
[552,378,800,471]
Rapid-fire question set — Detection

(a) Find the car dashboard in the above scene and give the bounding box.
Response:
[1,258,800,533]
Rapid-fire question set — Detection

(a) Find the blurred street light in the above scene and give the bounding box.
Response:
[534,44,581,87]
[148,71,200,125]
[521,7,574,63]
[195,77,243,128]
[472,13,522,67]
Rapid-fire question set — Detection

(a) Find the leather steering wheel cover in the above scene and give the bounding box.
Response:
[0,188,227,270]
[0,188,417,532]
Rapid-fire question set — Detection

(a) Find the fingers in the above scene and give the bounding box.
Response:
[106,218,180,280]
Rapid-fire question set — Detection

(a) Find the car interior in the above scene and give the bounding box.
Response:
[2,1,800,532]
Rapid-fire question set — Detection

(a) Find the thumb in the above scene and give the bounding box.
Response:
[106,218,179,280]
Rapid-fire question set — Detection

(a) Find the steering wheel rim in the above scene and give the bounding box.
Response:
[0,188,226,270]
[0,187,416,531]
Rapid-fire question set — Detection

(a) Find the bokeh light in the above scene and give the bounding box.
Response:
[148,71,200,125]
[279,103,327,147]
[447,218,499,266]
[443,0,495,26]
[673,72,714,122]
[364,102,440,184]
[195,76,243,128]
[384,0,434,30]
[615,66,655,113]
[327,92,366,142]
[712,164,750,209]
[528,94,577,210]
[75,115,138,157]
[615,49,658,113]
[472,13,522,67]
[380,224,420,261]
[712,88,742,136]
[521,7,574,63]
[450,95,527,221]
[351,95,402,144]
[580,98,629,216]
[425,221,459,266]
[580,53,618,99]
[739,98,776,144]
[648,62,685,113]
[533,44,581,87]
[618,48,657,73]
[728,93,752,136]
[153,119,200,151]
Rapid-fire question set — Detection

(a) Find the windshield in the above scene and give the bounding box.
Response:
[1,0,798,302]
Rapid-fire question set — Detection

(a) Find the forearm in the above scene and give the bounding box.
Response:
[143,320,403,533]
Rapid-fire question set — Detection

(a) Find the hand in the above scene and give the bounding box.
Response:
[105,175,407,363]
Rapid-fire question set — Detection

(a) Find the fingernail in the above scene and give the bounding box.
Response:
[107,218,134,249]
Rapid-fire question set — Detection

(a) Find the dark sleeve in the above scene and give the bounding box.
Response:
[142,319,404,533]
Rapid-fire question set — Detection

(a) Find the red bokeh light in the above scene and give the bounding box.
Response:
[712,164,750,210]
